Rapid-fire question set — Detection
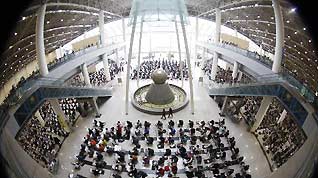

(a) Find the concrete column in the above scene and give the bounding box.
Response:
[180,14,194,114]
[122,18,127,59]
[232,61,239,80]
[35,4,49,76]
[99,11,111,81]
[81,63,91,87]
[271,0,284,73]
[220,96,229,115]
[115,49,119,67]
[34,110,45,127]
[250,96,273,132]
[102,57,111,81]
[90,97,101,117]
[49,99,71,132]
[211,8,221,80]
[175,20,184,87]
[277,109,288,124]
[194,16,199,62]
[237,71,243,82]
[137,17,144,87]
[125,4,138,115]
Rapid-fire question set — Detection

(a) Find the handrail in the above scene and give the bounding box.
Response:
[1,43,120,107]
[204,41,316,103]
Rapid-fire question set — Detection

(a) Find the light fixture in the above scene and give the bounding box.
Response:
[22,16,26,20]
[309,40,312,43]
[290,8,296,13]
[286,20,290,23]
[294,31,297,34]
[303,27,306,31]
[14,32,17,36]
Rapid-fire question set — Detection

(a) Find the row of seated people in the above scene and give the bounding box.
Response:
[73,118,251,178]
[221,41,238,47]
[240,97,262,126]
[255,98,306,168]
[202,61,253,85]
[17,101,70,170]
[131,59,189,80]
[66,60,120,87]
[59,98,80,126]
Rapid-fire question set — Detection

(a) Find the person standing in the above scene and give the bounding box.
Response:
[168,108,173,118]
[161,109,166,120]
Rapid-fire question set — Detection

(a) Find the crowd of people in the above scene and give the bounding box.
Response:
[131,59,189,80]
[66,60,121,87]
[201,61,253,85]
[240,97,262,127]
[59,98,80,126]
[72,118,251,178]
[255,98,306,168]
[17,101,70,171]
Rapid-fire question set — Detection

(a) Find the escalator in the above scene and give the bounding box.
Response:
[13,85,112,127]
[208,81,308,127]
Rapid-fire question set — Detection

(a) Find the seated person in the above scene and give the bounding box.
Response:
[142,156,150,166]
[112,164,123,172]
[178,120,184,127]
[146,136,154,145]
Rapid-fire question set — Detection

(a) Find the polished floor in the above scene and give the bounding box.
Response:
[55,66,271,178]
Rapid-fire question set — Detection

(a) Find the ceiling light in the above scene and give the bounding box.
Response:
[290,8,296,13]
[26,48,28,51]
[18,48,20,50]
[286,20,290,23]
[30,42,32,44]
[47,21,50,24]
[60,19,64,22]
[303,28,306,31]
[305,51,307,54]
[309,40,312,43]
[271,17,274,20]
[294,31,297,34]
[257,15,260,18]
[22,16,26,20]
[267,24,270,26]
[15,55,17,57]
[14,32,17,36]
[246,15,248,18]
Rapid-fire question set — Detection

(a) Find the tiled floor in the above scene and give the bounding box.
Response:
[55,66,271,178]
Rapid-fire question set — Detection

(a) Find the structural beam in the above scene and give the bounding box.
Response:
[36,4,49,76]
[232,61,239,80]
[137,17,144,87]
[81,63,91,87]
[251,96,273,132]
[175,20,184,87]
[272,0,284,73]
[99,10,111,81]
[122,18,127,59]
[180,14,195,114]
[125,5,138,115]
[211,8,221,80]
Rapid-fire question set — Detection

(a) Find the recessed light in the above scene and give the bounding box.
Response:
[303,28,306,31]
[14,32,17,36]
[286,20,290,23]
[60,19,64,22]
[47,21,50,24]
[309,40,312,43]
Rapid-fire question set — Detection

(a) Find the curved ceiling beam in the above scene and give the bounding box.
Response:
[198,0,271,17]
[25,2,122,18]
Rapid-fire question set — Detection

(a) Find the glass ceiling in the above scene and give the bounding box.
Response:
[128,0,189,25]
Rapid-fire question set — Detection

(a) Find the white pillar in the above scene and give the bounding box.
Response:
[49,99,71,132]
[81,63,91,87]
[211,8,221,80]
[220,96,229,115]
[137,18,144,87]
[232,61,239,80]
[237,71,243,82]
[194,16,199,62]
[271,0,284,73]
[175,20,184,87]
[122,18,127,59]
[99,11,111,81]
[180,15,195,114]
[277,109,288,124]
[250,96,273,132]
[125,6,138,115]
[91,97,101,117]
[35,4,49,76]
[115,49,119,67]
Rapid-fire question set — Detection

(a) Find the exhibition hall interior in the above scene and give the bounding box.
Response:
[0,0,317,178]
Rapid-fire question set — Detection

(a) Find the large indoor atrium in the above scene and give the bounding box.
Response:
[0,0,317,178]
